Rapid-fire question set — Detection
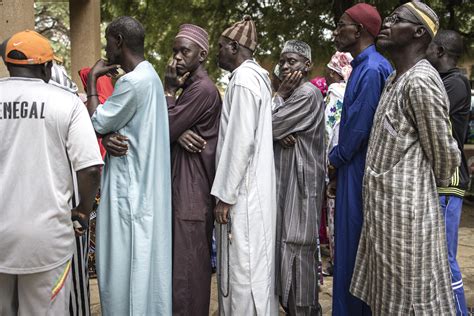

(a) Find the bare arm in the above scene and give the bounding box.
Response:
[71,165,101,235]
[86,59,119,117]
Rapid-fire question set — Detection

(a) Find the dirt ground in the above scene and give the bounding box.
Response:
[90,203,474,315]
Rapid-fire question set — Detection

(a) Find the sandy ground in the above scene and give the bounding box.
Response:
[90,203,474,315]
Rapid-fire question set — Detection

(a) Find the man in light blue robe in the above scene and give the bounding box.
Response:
[86,17,172,316]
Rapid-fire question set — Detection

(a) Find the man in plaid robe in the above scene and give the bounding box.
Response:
[350,2,460,315]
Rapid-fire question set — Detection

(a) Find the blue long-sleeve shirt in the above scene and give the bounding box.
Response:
[330,44,392,316]
[329,45,392,168]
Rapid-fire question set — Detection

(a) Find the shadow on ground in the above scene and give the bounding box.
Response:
[90,203,474,315]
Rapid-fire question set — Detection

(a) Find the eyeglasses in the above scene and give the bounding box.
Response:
[335,21,362,30]
[383,14,422,26]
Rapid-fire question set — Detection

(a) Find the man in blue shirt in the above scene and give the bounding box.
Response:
[328,4,392,315]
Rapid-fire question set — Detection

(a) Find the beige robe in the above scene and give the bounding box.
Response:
[211,60,278,315]
[350,60,460,315]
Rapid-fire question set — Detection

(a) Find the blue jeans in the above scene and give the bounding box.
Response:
[439,195,468,315]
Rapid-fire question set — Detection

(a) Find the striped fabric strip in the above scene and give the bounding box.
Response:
[51,260,72,301]
[456,168,459,186]
[452,282,464,290]
[68,162,91,316]
[404,2,438,35]
[452,279,463,286]
[437,187,465,197]
[450,167,459,186]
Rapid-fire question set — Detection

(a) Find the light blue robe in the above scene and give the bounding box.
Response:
[91,61,172,316]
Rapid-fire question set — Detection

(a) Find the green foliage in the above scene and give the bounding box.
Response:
[101,0,242,80]
[35,2,71,72]
[34,0,474,79]
[100,0,473,80]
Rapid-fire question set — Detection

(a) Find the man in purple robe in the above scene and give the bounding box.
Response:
[164,24,222,316]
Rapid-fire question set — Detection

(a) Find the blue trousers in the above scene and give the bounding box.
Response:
[439,195,468,315]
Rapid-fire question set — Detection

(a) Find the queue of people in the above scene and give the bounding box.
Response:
[0,1,471,316]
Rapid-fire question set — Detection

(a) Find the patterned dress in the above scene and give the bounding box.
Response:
[273,82,326,310]
[350,60,460,315]
[324,82,345,263]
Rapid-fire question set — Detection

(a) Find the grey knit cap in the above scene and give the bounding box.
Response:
[281,40,311,62]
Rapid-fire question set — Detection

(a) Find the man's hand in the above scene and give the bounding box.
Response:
[72,165,100,236]
[71,207,89,236]
[328,163,337,180]
[86,59,120,117]
[164,59,190,96]
[280,134,297,148]
[214,200,232,224]
[277,71,303,100]
[89,59,120,79]
[178,130,206,153]
[102,133,128,157]
[326,179,337,198]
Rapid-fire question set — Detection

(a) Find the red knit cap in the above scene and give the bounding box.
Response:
[345,3,382,38]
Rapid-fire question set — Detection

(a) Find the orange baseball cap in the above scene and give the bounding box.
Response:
[4,29,59,65]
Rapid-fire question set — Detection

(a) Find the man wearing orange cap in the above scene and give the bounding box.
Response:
[0,30,102,315]
[351,2,459,314]
[212,16,279,315]
[328,3,392,315]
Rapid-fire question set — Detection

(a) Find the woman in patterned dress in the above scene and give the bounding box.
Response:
[323,51,352,275]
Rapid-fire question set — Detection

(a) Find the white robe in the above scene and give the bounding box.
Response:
[211,60,278,315]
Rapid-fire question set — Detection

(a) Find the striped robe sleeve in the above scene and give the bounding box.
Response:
[407,76,461,186]
[272,87,320,140]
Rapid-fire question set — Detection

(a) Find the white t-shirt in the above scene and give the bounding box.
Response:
[0,77,103,274]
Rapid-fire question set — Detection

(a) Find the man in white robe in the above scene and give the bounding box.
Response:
[211,15,278,315]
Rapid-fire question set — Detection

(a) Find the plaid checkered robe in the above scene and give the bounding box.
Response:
[350,60,460,315]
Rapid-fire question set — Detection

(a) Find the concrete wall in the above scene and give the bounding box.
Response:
[0,0,35,77]
[70,0,101,92]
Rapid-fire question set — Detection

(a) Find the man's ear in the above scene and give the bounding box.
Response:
[436,45,445,58]
[230,40,239,55]
[354,24,362,39]
[413,26,427,39]
[305,60,312,72]
[116,34,124,48]
[199,49,208,63]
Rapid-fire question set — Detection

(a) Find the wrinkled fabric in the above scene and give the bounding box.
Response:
[272,82,326,309]
[328,45,392,316]
[351,60,459,315]
[92,61,172,316]
[167,67,221,316]
[211,60,278,315]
